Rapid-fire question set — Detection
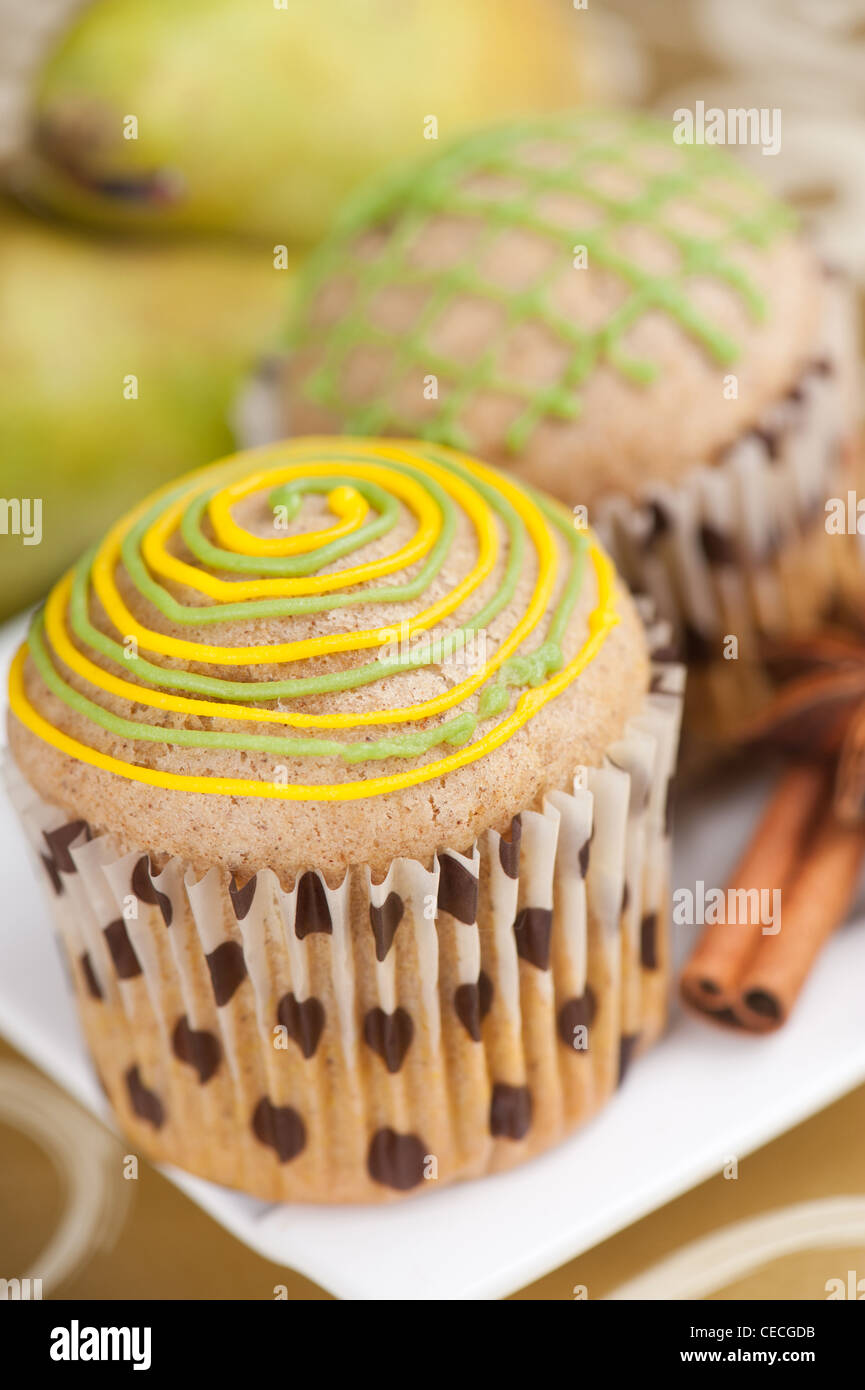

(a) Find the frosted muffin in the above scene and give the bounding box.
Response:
[7,437,681,1202]
[267,111,861,748]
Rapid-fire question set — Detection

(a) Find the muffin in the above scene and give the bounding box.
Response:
[6,436,682,1203]
[265,111,861,750]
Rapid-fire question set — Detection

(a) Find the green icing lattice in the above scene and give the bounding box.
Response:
[287,111,795,454]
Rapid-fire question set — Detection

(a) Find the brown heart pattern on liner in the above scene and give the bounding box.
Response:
[252,1097,306,1164]
[229,872,257,921]
[557,988,597,1049]
[367,1128,428,1191]
[513,906,553,970]
[369,891,404,961]
[363,1007,414,1073]
[172,1015,221,1084]
[277,992,326,1059]
[294,871,332,938]
[103,917,142,980]
[131,855,173,926]
[5,649,681,1202]
[205,940,247,1007]
[125,1065,164,1130]
[454,971,494,1042]
[490,1083,533,1140]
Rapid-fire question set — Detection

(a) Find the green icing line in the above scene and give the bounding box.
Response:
[32,609,474,762]
[70,554,487,704]
[177,478,397,578]
[35,520,583,764]
[67,448,529,703]
[287,111,795,455]
[121,470,451,624]
[45,446,591,763]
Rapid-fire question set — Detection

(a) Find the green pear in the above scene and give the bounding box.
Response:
[19,0,587,244]
[0,200,290,618]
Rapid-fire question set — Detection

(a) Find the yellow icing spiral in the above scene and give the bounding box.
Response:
[9,438,619,801]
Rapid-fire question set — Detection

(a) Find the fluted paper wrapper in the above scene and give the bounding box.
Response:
[595,273,862,746]
[5,665,683,1204]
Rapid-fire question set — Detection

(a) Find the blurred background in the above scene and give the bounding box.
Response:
[1,0,864,1299]
[0,0,610,615]
[3,0,864,621]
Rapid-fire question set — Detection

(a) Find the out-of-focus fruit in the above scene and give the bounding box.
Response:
[0,200,290,617]
[17,0,587,245]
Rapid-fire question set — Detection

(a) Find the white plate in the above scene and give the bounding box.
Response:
[2,614,865,1301]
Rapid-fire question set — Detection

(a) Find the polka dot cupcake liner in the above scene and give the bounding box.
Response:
[595,273,863,751]
[5,663,682,1204]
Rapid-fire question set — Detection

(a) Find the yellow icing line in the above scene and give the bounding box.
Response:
[44,572,315,727]
[9,544,618,800]
[93,462,498,666]
[47,439,559,727]
[208,480,366,557]
[45,484,552,729]
[13,437,622,800]
[140,461,442,601]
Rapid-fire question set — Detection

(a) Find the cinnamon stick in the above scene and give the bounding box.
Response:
[835,700,865,825]
[680,763,828,1017]
[736,813,865,1032]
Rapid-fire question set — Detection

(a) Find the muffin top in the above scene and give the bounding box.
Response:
[8,437,647,882]
[281,111,822,505]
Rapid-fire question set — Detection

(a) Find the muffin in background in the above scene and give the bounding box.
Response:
[266,111,862,752]
[6,436,682,1202]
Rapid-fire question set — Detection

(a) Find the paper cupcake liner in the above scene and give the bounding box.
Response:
[594,273,862,744]
[5,657,683,1204]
